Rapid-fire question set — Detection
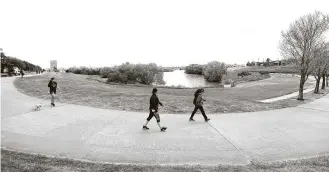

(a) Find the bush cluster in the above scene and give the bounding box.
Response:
[185,61,227,83]
[67,63,165,85]
[66,67,101,75]
[237,71,252,77]
[185,64,204,75]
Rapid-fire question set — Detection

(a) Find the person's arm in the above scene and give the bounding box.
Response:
[48,81,51,87]
[157,96,163,106]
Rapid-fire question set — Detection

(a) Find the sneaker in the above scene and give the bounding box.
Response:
[161,127,167,132]
[51,103,55,107]
[189,118,195,121]
[142,126,149,130]
[205,118,210,122]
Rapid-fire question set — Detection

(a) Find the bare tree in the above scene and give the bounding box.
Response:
[321,43,329,89]
[327,72,329,87]
[312,41,329,93]
[322,72,327,89]
[279,11,329,100]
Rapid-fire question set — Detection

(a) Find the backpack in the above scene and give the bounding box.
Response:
[194,94,202,106]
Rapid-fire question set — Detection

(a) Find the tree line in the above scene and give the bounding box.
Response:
[1,52,42,72]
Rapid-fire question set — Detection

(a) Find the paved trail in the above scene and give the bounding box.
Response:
[1,76,329,165]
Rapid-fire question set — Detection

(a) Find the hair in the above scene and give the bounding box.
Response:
[51,77,55,80]
[152,88,158,94]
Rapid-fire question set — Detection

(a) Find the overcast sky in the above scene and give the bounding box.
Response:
[1,0,329,69]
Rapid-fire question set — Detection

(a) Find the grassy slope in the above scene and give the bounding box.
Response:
[234,66,298,73]
[13,72,325,114]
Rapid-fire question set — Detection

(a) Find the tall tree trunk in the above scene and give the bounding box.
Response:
[298,74,305,100]
[327,74,329,87]
[314,78,320,93]
[322,74,326,89]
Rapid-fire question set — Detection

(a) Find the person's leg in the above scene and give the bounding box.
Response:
[143,110,154,128]
[154,112,161,129]
[51,93,55,106]
[189,106,199,120]
[154,112,166,131]
[199,106,210,121]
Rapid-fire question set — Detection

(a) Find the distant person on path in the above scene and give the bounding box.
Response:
[48,77,61,107]
[20,70,24,77]
[189,89,210,122]
[142,88,167,131]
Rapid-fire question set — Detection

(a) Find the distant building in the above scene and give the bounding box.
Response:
[247,60,286,67]
[50,60,57,71]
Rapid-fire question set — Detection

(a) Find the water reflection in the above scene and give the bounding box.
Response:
[162,70,221,88]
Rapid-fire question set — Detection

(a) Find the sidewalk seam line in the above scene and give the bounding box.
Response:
[296,106,329,113]
[207,122,239,151]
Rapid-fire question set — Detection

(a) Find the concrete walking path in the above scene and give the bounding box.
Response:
[1,76,329,165]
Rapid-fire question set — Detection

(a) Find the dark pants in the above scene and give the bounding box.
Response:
[147,109,160,122]
[190,106,208,120]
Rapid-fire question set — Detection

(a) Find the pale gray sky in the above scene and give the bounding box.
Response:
[1,0,329,69]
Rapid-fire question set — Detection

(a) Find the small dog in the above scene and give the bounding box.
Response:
[34,104,42,111]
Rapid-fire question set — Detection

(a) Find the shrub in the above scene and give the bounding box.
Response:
[66,67,100,75]
[107,71,128,83]
[133,63,158,84]
[237,71,251,77]
[224,79,233,85]
[100,67,114,78]
[102,62,164,85]
[154,71,166,85]
[203,61,227,82]
[259,71,270,75]
[158,66,175,72]
[185,64,204,75]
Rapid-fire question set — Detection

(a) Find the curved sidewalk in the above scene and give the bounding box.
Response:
[1,76,329,165]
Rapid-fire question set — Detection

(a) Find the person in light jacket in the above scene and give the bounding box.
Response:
[189,88,210,122]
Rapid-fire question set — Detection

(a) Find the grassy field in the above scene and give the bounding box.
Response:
[13,72,327,114]
[2,149,329,172]
[234,66,298,74]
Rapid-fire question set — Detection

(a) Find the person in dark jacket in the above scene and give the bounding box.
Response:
[48,77,61,106]
[143,88,167,131]
[20,69,24,78]
[189,89,210,122]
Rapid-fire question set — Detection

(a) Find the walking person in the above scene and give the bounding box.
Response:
[189,89,210,122]
[142,88,167,131]
[48,77,61,107]
[20,69,24,78]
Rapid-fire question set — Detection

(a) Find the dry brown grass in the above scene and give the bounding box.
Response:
[2,149,329,172]
[235,66,298,74]
[13,72,327,114]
